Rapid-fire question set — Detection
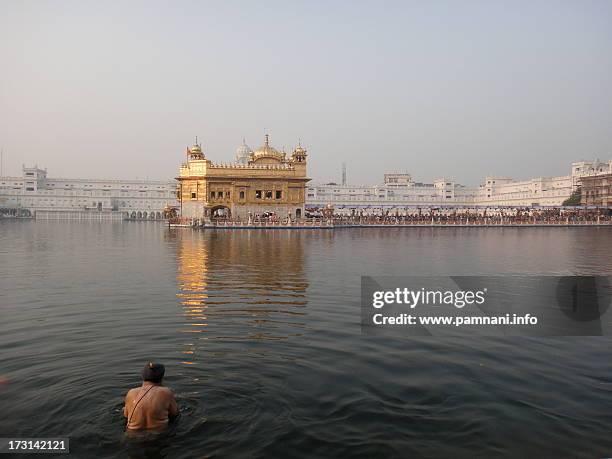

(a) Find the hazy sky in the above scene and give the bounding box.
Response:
[1,0,611,185]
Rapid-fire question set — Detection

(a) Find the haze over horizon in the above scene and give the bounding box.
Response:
[1,0,611,186]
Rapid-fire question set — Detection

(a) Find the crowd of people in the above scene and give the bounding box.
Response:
[169,207,611,226]
[326,207,611,225]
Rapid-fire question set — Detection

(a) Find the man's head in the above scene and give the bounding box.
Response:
[142,362,165,384]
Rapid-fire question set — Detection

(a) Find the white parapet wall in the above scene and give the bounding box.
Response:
[35,210,125,221]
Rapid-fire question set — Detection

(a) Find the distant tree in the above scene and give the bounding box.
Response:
[563,187,582,206]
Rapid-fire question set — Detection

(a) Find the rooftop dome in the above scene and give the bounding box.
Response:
[252,134,284,163]
[187,139,205,160]
[235,138,251,165]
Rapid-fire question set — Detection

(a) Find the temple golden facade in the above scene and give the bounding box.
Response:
[177,135,309,220]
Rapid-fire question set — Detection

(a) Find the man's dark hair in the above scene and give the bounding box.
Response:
[142,362,165,383]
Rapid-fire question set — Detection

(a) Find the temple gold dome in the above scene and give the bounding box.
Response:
[251,134,284,163]
[187,139,205,160]
[189,144,202,154]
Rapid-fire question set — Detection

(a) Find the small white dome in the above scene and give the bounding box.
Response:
[235,139,251,164]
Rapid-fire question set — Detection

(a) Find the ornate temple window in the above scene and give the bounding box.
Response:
[276,190,282,199]
[265,190,273,199]
[255,190,262,199]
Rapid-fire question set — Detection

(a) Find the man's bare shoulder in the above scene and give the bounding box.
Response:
[158,386,176,397]
[125,385,174,400]
[125,387,140,399]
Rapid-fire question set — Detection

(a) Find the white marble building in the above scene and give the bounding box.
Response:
[473,160,612,206]
[306,174,476,211]
[0,166,178,219]
[306,160,612,212]
[3,159,610,219]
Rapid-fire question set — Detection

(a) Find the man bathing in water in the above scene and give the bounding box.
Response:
[123,362,179,431]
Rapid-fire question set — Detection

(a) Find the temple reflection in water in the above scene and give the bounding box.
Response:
[171,229,309,365]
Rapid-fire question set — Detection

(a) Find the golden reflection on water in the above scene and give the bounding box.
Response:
[171,229,308,365]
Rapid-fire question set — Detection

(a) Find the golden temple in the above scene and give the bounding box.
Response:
[177,135,309,220]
